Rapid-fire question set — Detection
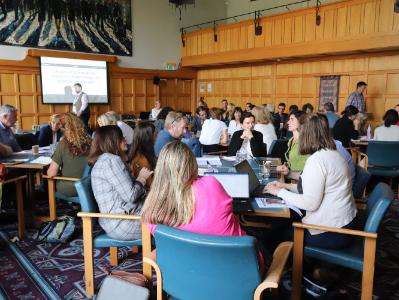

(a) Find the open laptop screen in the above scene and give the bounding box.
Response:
[203,173,250,198]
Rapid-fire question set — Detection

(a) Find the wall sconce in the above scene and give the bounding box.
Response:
[181,29,185,47]
[213,21,218,42]
[316,0,321,26]
[254,10,262,36]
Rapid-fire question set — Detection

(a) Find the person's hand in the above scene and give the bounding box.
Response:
[137,167,153,185]
[263,181,281,196]
[276,164,289,175]
[240,129,253,140]
[77,112,82,117]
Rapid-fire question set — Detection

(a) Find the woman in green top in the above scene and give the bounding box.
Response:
[47,113,92,196]
[277,110,309,173]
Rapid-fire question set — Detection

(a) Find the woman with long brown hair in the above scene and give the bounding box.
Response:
[47,113,92,196]
[89,125,152,240]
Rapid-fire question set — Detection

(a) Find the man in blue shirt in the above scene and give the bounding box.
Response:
[323,102,340,129]
[0,104,21,152]
[155,111,188,157]
[346,81,367,112]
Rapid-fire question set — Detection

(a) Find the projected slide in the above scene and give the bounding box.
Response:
[40,57,109,104]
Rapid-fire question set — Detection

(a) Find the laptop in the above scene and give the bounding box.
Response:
[235,160,282,198]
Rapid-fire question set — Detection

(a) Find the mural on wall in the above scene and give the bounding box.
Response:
[0,0,132,56]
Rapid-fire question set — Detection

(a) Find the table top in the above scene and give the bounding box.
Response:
[1,148,52,169]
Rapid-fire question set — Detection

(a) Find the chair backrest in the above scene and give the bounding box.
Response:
[364,183,394,233]
[366,141,399,167]
[82,164,91,177]
[352,166,371,199]
[74,175,98,213]
[139,112,150,120]
[269,139,288,161]
[154,225,262,300]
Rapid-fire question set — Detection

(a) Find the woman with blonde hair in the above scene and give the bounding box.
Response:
[252,106,277,154]
[142,140,245,236]
[47,113,92,196]
[223,102,235,123]
[97,113,117,127]
[38,114,63,147]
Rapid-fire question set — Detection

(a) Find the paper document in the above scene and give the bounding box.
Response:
[196,156,222,166]
[30,156,52,165]
[255,198,303,217]
[1,159,29,165]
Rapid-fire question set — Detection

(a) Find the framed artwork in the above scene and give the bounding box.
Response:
[318,75,340,111]
[0,0,132,56]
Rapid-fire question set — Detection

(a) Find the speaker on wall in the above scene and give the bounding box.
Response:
[153,76,161,85]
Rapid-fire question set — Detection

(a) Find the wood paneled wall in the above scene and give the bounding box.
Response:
[197,52,399,125]
[0,52,196,130]
[182,0,399,66]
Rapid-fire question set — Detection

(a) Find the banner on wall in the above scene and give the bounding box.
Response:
[0,0,132,56]
[318,76,340,112]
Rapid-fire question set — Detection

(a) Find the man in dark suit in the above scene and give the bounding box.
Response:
[38,114,63,147]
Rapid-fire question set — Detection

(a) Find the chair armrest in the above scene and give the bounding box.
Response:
[2,175,27,184]
[292,222,377,239]
[77,212,141,221]
[142,257,163,300]
[43,175,80,182]
[207,150,227,155]
[254,241,293,300]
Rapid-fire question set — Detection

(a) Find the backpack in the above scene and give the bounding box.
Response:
[35,216,76,243]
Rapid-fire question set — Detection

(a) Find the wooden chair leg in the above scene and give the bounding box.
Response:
[16,180,25,239]
[141,224,152,280]
[132,246,139,254]
[110,247,118,266]
[47,178,56,221]
[292,226,304,300]
[82,217,95,296]
[361,237,376,300]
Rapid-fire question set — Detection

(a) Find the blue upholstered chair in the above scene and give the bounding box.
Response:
[75,175,152,296]
[292,183,394,300]
[143,225,292,300]
[268,139,288,162]
[43,164,91,220]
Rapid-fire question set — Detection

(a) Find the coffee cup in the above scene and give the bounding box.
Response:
[32,145,39,154]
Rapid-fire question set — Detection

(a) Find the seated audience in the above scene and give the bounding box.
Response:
[154,106,173,134]
[302,103,314,114]
[227,107,243,136]
[265,103,275,114]
[128,122,157,189]
[245,102,254,112]
[395,104,399,125]
[191,106,208,135]
[223,102,235,124]
[333,105,360,147]
[89,125,152,240]
[199,108,228,153]
[149,100,162,120]
[47,113,91,197]
[38,114,63,147]
[106,111,134,145]
[266,113,357,249]
[221,99,228,114]
[289,105,299,114]
[374,109,399,141]
[154,111,188,156]
[251,106,277,154]
[227,112,267,157]
[323,102,339,129]
[197,97,208,108]
[142,140,246,237]
[278,110,309,172]
[0,104,21,152]
[356,112,370,136]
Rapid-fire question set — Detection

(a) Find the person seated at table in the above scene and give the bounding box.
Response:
[0,104,21,152]
[89,125,152,240]
[245,102,254,112]
[276,110,309,173]
[154,106,173,134]
[222,102,235,124]
[47,113,92,197]
[0,143,12,157]
[252,106,277,154]
[142,140,246,238]
[191,106,208,135]
[38,114,63,147]
[322,102,339,129]
[227,112,267,157]
[128,122,157,189]
[355,112,370,136]
[333,105,360,147]
[288,105,299,114]
[106,111,134,145]
[149,100,162,120]
[302,103,314,114]
[228,107,243,136]
[374,109,399,141]
[265,113,357,249]
[199,108,228,153]
[154,111,188,156]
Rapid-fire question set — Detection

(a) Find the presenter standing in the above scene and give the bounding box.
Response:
[72,83,90,129]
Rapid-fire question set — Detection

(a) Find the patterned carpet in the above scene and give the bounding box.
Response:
[0,201,398,299]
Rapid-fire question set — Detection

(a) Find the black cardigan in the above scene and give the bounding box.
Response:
[333,116,359,148]
[227,130,267,157]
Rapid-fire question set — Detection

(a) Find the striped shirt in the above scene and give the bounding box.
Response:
[346,92,365,112]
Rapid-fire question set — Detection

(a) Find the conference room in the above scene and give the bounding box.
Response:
[0,0,399,299]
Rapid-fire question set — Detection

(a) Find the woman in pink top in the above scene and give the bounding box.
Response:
[142,140,245,237]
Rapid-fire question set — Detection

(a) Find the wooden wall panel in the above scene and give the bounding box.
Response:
[197,52,399,127]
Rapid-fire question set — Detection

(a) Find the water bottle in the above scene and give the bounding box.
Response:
[367,124,372,139]
[236,149,247,163]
